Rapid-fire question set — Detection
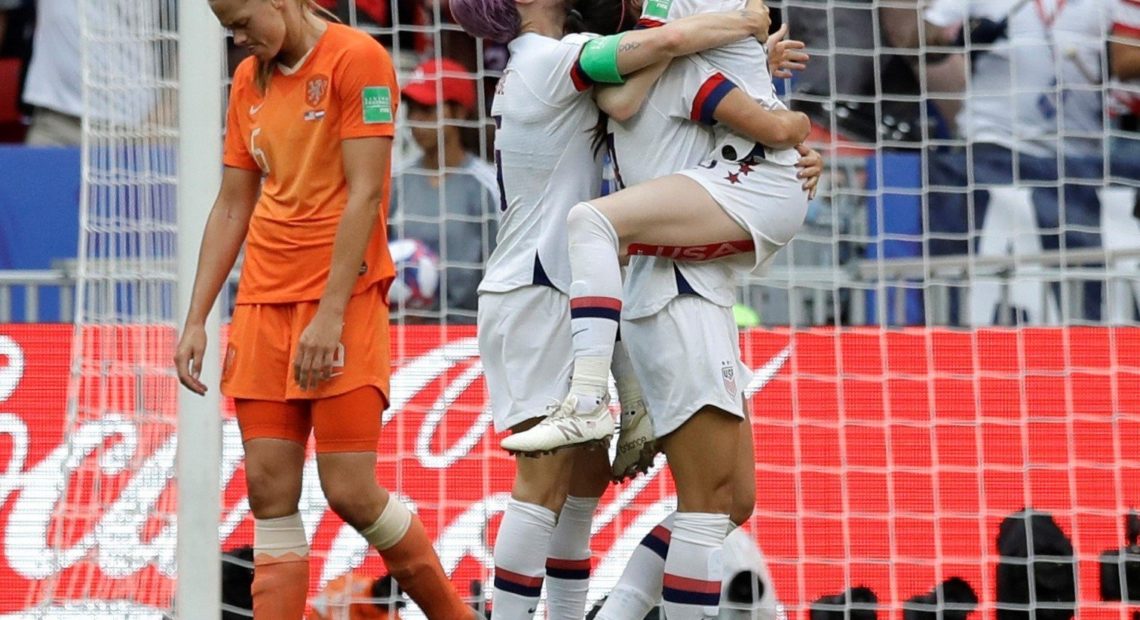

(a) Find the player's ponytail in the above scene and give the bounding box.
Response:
[254,0,342,94]
[305,0,341,23]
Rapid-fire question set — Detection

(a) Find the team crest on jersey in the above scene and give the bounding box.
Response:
[721,363,737,398]
[306,76,329,107]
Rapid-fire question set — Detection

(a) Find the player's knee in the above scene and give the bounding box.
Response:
[676,474,734,515]
[245,463,301,519]
[322,482,380,530]
[511,469,571,513]
[567,202,618,247]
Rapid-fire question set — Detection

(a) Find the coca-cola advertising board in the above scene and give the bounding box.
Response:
[0,325,1137,618]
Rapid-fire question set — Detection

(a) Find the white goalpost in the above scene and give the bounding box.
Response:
[175,0,225,618]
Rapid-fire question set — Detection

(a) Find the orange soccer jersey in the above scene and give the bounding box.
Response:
[223,22,398,305]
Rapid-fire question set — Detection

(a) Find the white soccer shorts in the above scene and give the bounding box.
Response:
[478,285,574,433]
[621,295,753,438]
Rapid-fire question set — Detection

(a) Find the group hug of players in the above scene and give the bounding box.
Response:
[174,0,819,617]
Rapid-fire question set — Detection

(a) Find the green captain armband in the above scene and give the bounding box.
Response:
[578,34,627,84]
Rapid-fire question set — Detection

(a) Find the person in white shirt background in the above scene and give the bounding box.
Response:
[22,0,158,146]
[921,0,1136,322]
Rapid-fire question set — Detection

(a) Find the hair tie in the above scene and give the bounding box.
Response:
[568,8,584,21]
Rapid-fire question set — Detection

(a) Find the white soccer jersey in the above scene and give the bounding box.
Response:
[609,55,740,319]
[925,0,1115,158]
[639,0,799,166]
[479,33,604,295]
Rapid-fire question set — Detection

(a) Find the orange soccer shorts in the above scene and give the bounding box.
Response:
[222,283,391,452]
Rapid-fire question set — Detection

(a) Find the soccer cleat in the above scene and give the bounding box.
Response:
[611,398,658,481]
[500,394,614,455]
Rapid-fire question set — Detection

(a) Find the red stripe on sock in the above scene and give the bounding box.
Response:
[494,567,545,588]
[663,573,721,594]
[570,296,622,311]
[545,557,591,571]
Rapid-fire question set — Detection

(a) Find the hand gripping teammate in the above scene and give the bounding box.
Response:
[448,0,773,617]
[173,1,475,617]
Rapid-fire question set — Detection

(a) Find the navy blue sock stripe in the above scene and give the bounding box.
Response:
[545,566,591,580]
[641,532,669,560]
[570,307,621,321]
[494,576,543,598]
[663,587,721,607]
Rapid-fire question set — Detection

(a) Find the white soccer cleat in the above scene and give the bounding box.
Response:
[500,394,614,455]
[611,398,658,481]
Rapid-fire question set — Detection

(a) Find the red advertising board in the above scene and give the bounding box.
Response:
[0,325,1138,618]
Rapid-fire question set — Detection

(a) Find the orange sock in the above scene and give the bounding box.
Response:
[362,499,470,619]
[252,513,310,619]
[253,555,310,619]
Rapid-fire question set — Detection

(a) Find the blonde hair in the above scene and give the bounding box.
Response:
[254,0,339,93]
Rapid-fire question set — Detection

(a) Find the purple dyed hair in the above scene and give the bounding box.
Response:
[449,0,522,43]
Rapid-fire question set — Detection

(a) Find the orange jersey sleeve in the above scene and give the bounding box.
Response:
[222,60,260,171]
[333,35,399,140]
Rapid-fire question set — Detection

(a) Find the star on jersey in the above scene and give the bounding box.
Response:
[725,171,741,184]
[737,162,754,176]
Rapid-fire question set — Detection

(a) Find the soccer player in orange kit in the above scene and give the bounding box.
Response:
[174,1,475,617]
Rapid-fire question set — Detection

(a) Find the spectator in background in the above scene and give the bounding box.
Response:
[921,0,1119,322]
[1111,0,1140,176]
[924,0,1115,161]
[314,0,430,59]
[22,0,158,146]
[21,0,82,145]
[389,57,498,323]
[0,0,18,49]
[1114,0,1140,79]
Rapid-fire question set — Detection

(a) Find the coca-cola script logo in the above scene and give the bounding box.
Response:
[0,326,792,618]
[0,326,1138,618]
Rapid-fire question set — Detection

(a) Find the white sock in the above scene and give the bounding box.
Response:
[595,514,674,620]
[567,202,623,402]
[358,496,413,550]
[662,512,730,619]
[253,512,309,561]
[545,495,598,620]
[492,499,557,619]
[611,337,643,409]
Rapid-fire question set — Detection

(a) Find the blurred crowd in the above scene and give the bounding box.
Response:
[2,0,1139,324]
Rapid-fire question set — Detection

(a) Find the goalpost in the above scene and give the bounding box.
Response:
[175,1,225,618]
[19,0,1137,617]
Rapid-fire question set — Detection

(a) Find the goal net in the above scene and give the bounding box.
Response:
[11,0,1137,617]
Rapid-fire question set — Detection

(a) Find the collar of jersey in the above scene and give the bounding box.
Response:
[278,24,330,76]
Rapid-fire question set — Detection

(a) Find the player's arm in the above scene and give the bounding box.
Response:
[1112,32,1140,80]
[175,166,260,394]
[712,89,811,149]
[294,136,392,390]
[321,137,391,316]
[594,60,671,121]
[581,0,769,86]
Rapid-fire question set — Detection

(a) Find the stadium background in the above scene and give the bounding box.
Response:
[0,0,1138,617]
